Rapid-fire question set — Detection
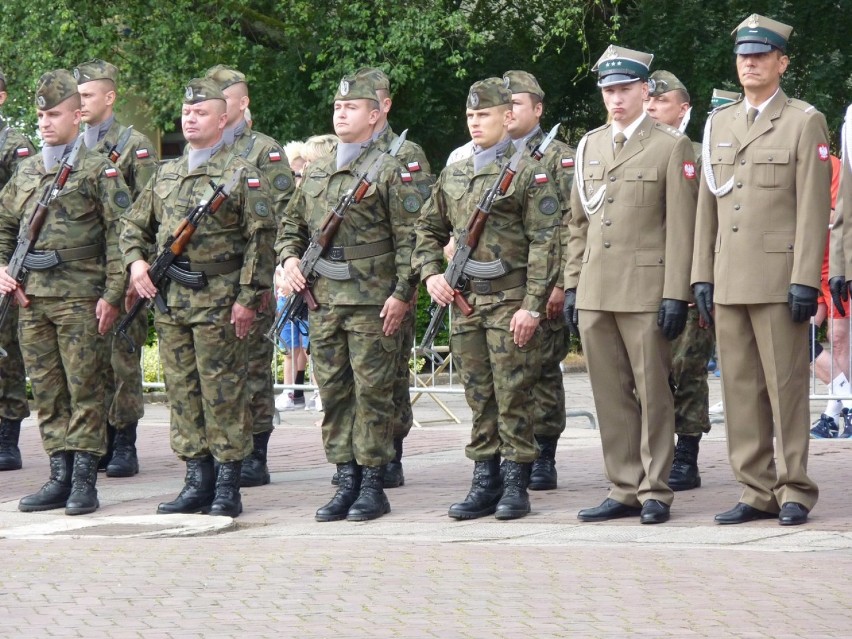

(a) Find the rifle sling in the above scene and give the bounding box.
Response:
[469,268,527,294]
[325,237,393,262]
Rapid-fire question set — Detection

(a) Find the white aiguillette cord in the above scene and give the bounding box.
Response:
[575,134,606,219]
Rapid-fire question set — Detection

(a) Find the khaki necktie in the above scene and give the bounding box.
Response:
[747,107,759,129]
[613,132,626,157]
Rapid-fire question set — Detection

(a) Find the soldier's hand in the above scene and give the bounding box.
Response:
[547,286,565,320]
[425,274,455,307]
[380,296,408,336]
[829,276,847,317]
[563,288,579,335]
[96,299,119,335]
[282,257,306,292]
[231,302,256,339]
[258,290,272,314]
[657,298,688,341]
[788,284,819,323]
[509,308,540,347]
[0,266,19,294]
[129,260,156,299]
[124,286,140,313]
[693,282,714,327]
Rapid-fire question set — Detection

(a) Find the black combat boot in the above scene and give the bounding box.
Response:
[209,461,243,517]
[157,456,216,514]
[347,465,391,521]
[529,435,559,491]
[495,460,532,520]
[668,434,702,491]
[0,418,23,471]
[18,451,73,511]
[316,461,361,522]
[106,422,139,478]
[448,458,502,520]
[383,437,405,488]
[66,452,100,515]
[98,423,116,471]
[240,430,272,487]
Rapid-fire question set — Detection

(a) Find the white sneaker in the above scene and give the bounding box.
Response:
[314,392,323,412]
[275,392,304,411]
[304,395,316,411]
[709,400,724,415]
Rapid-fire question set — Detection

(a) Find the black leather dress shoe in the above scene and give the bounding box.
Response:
[640,499,670,524]
[778,502,809,526]
[577,498,642,522]
[715,502,776,525]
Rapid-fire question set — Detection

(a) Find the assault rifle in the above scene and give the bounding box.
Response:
[266,131,408,346]
[418,151,523,355]
[0,135,84,357]
[115,168,243,353]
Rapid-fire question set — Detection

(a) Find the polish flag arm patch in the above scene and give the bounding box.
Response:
[15,147,30,158]
[561,157,574,168]
[534,173,549,184]
[400,171,412,182]
[247,177,261,188]
[683,161,696,179]
[817,143,830,161]
[268,150,282,162]
[104,167,119,178]
[135,148,150,159]
[407,161,421,172]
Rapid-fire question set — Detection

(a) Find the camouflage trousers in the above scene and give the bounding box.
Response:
[247,306,275,436]
[18,297,107,456]
[533,318,569,439]
[155,305,252,463]
[0,303,31,421]
[310,304,400,467]
[104,307,146,430]
[671,307,714,437]
[391,307,415,440]
[452,302,541,463]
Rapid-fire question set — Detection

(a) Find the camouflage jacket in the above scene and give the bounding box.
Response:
[0,143,131,305]
[94,120,160,201]
[120,146,276,310]
[0,119,36,191]
[375,125,434,200]
[412,146,561,314]
[518,127,576,288]
[276,141,424,306]
[229,126,295,221]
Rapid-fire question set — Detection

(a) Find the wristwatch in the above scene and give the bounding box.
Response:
[526,310,541,319]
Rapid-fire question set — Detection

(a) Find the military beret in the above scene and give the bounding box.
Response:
[732,14,793,54]
[648,70,689,102]
[503,70,544,100]
[354,67,391,94]
[73,59,118,85]
[710,88,743,110]
[205,64,246,90]
[183,77,225,104]
[467,78,511,110]
[592,45,653,87]
[35,70,78,110]
[334,74,378,102]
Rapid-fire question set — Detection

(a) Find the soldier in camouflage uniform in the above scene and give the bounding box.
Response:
[278,73,423,522]
[504,70,576,491]
[204,65,295,489]
[121,78,276,518]
[644,70,713,491]
[0,70,131,515]
[412,78,560,521]
[0,67,36,472]
[348,66,434,489]
[74,58,160,478]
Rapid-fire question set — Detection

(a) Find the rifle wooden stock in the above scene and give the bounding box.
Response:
[498,166,517,194]
[453,290,473,316]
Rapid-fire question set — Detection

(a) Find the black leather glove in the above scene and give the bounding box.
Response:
[788,284,819,323]
[657,298,688,341]
[829,276,847,317]
[693,282,714,327]
[563,288,579,335]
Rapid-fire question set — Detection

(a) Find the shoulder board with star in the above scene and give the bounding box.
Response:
[785,97,817,114]
[653,122,683,138]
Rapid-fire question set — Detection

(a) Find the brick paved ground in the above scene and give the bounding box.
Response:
[1,372,851,638]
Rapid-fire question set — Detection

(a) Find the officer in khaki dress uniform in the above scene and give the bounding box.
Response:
[278,74,422,522]
[204,65,295,489]
[122,78,276,518]
[74,58,161,478]
[0,67,36,472]
[565,46,698,525]
[692,15,831,526]
[503,69,576,491]
[0,70,131,515]
[413,78,560,521]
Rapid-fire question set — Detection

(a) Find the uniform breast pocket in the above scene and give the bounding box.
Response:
[153,177,180,203]
[623,167,659,207]
[55,185,94,221]
[752,148,791,190]
[710,147,736,186]
[582,165,605,194]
